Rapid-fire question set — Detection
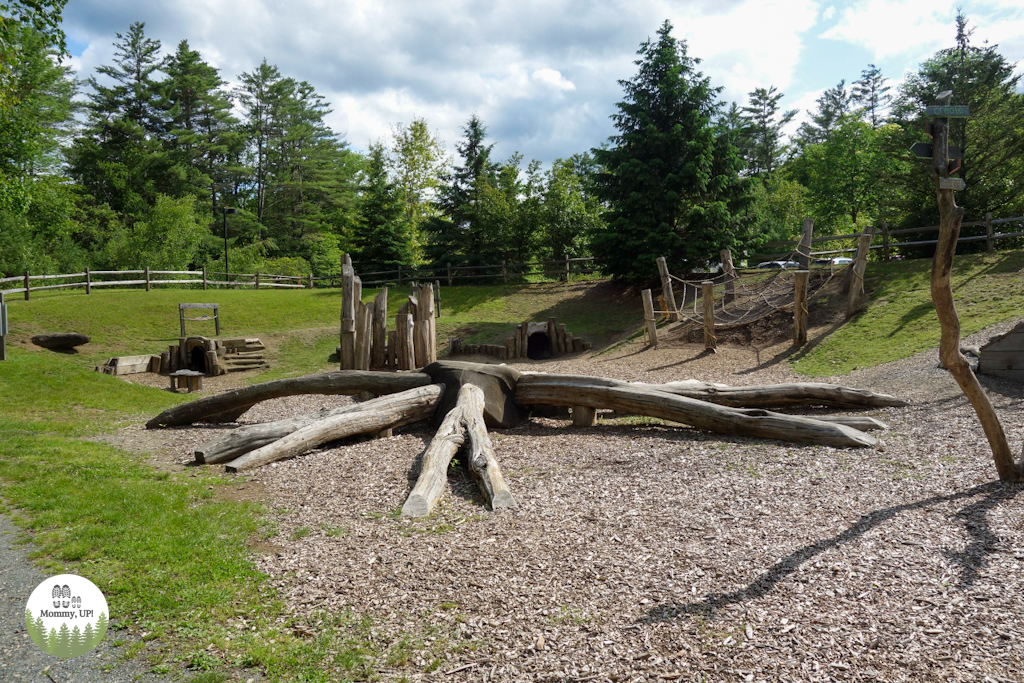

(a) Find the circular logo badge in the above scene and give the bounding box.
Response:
[24,574,109,659]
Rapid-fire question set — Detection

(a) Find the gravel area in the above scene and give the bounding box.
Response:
[100,326,1024,682]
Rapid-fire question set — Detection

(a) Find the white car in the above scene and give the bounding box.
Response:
[831,257,853,265]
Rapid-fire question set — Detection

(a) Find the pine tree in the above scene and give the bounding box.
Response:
[591,20,749,278]
[237,60,287,228]
[852,64,891,128]
[69,625,86,658]
[794,80,850,147]
[355,141,414,270]
[741,86,796,176]
[56,622,72,658]
[93,612,109,647]
[81,622,95,654]
[45,627,58,656]
[389,117,447,250]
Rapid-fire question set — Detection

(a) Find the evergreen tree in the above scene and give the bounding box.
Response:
[427,114,497,265]
[56,622,71,658]
[389,117,447,252]
[355,141,414,270]
[794,80,850,147]
[542,157,603,259]
[741,86,796,176]
[0,0,68,108]
[46,627,58,656]
[81,622,95,653]
[591,21,750,278]
[93,612,109,647]
[69,625,86,657]
[852,64,891,128]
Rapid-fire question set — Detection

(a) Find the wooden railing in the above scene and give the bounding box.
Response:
[314,256,600,288]
[750,213,1024,263]
[0,267,308,301]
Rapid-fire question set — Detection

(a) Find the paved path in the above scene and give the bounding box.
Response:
[0,515,173,683]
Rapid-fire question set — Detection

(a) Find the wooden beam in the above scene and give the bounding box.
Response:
[702,281,716,353]
[642,289,658,348]
[656,257,679,322]
[846,225,875,317]
[794,270,809,347]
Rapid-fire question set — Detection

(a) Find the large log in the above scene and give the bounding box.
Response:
[422,360,522,428]
[195,385,442,464]
[146,371,432,428]
[515,375,880,448]
[225,384,444,472]
[459,385,516,510]
[402,393,466,517]
[527,375,906,410]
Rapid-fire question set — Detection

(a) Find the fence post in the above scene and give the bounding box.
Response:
[397,264,402,285]
[641,289,658,348]
[798,218,814,270]
[794,270,809,347]
[85,267,91,295]
[720,248,736,304]
[655,257,679,322]
[564,254,570,282]
[985,212,993,253]
[202,266,208,290]
[502,260,507,284]
[434,281,441,319]
[308,273,313,289]
[881,221,890,261]
[1,291,7,361]
[702,281,716,353]
[446,262,452,287]
[847,225,875,317]
[255,271,260,289]
[24,270,29,301]
[145,266,151,292]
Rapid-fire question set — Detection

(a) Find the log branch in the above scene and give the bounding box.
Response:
[460,385,516,510]
[147,371,432,429]
[516,376,879,448]
[402,396,466,517]
[224,384,444,472]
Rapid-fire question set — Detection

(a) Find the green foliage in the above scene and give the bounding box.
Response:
[354,141,415,270]
[746,173,808,245]
[262,256,311,277]
[851,64,891,128]
[592,20,750,279]
[98,194,206,270]
[741,86,797,176]
[541,156,602,259]
[389,117,447,255]
[793,80,851,149]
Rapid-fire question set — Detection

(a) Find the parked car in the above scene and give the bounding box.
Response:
[756,260,800,269]
[831,257,853,265]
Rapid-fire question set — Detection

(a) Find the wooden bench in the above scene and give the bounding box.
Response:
[169,369,204,393]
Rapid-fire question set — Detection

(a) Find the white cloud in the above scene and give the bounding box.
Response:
[531,68,576,92]
[821,5,836,21]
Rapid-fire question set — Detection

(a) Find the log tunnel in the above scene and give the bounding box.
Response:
[526,331,552,359]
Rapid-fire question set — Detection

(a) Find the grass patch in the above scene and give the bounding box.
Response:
[795,251,1024,376]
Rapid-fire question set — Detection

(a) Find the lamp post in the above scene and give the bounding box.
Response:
[222,207,237,286]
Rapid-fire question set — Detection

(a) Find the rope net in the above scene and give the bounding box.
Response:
[667,250,846,330]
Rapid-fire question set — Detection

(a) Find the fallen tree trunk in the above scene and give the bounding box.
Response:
[516,375,879,448]
[223,384,444,472]
[402,393,466,517]
[147,371,432,429]
[196,385,443,464]
[460,385,516,511]
[521,375,906,410]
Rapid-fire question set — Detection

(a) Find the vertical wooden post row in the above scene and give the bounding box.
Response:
[340,253,356,369]
[846,225,875,318]
[371,288,388,369]
[702,281,716,353]
[641,289,658,348]
[655,257,679,322]
[793,270,809,347]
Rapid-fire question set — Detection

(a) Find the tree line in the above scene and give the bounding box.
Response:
[2,8,1022,281]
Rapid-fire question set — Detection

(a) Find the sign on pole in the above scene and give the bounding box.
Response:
[925,105,970,117]
[939,177,966,191]
[910,142,962,159]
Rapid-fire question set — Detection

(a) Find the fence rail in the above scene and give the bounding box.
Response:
[749,213,1024,263]
[0,267,310,300]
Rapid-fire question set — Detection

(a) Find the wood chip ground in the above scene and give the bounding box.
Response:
[110,323,1024,683]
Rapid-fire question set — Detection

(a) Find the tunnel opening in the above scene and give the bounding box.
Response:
[189,345,207,373]
[527,332,552,360]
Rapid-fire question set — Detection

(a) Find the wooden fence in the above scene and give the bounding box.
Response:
[0,267,308,300]
[315,256,600,288]
[751,213,1024,263]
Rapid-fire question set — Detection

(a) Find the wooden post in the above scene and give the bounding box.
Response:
[356,302,373,371]
[798,218,814,270]
[24,270,29,301]
[846,225,875,318]
[202,266,208,290]
[308,273,314,289]
[793,270,809,347]
[564,253,570,281]
[387,330,397,368]
[881,221,890,261]
[145,266,151,292]
[641,289,658,348]
[0,292,7,362]
[655,257,679,322]
[548,317,560,356]
[985,211,993,253]
[340,259,356,370]
[447,262,452,286]
[397,264,402,285]
[420,282,436,363]
[85,267,91,294]
[397,313,415,370]
[502,260,507,284]
[929,95,1021,482]
[434,280,441,319]
[720,248,736,304]
[572,406,597,427]
[702,280,716,353]
[371,288,388,369]
[254,271,260,289]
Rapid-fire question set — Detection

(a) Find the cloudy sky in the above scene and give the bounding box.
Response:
[61,0,1024,166]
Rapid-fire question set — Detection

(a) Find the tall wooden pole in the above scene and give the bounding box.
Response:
[720,248,736,304]
[641,289,658,348]
[797,218,814,270]
[793,270,808,347]
[846,225,875,317]
[340,255,356,370]
[929,95,1021,481]
[702,281,716,353]
[656,257,679,322]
